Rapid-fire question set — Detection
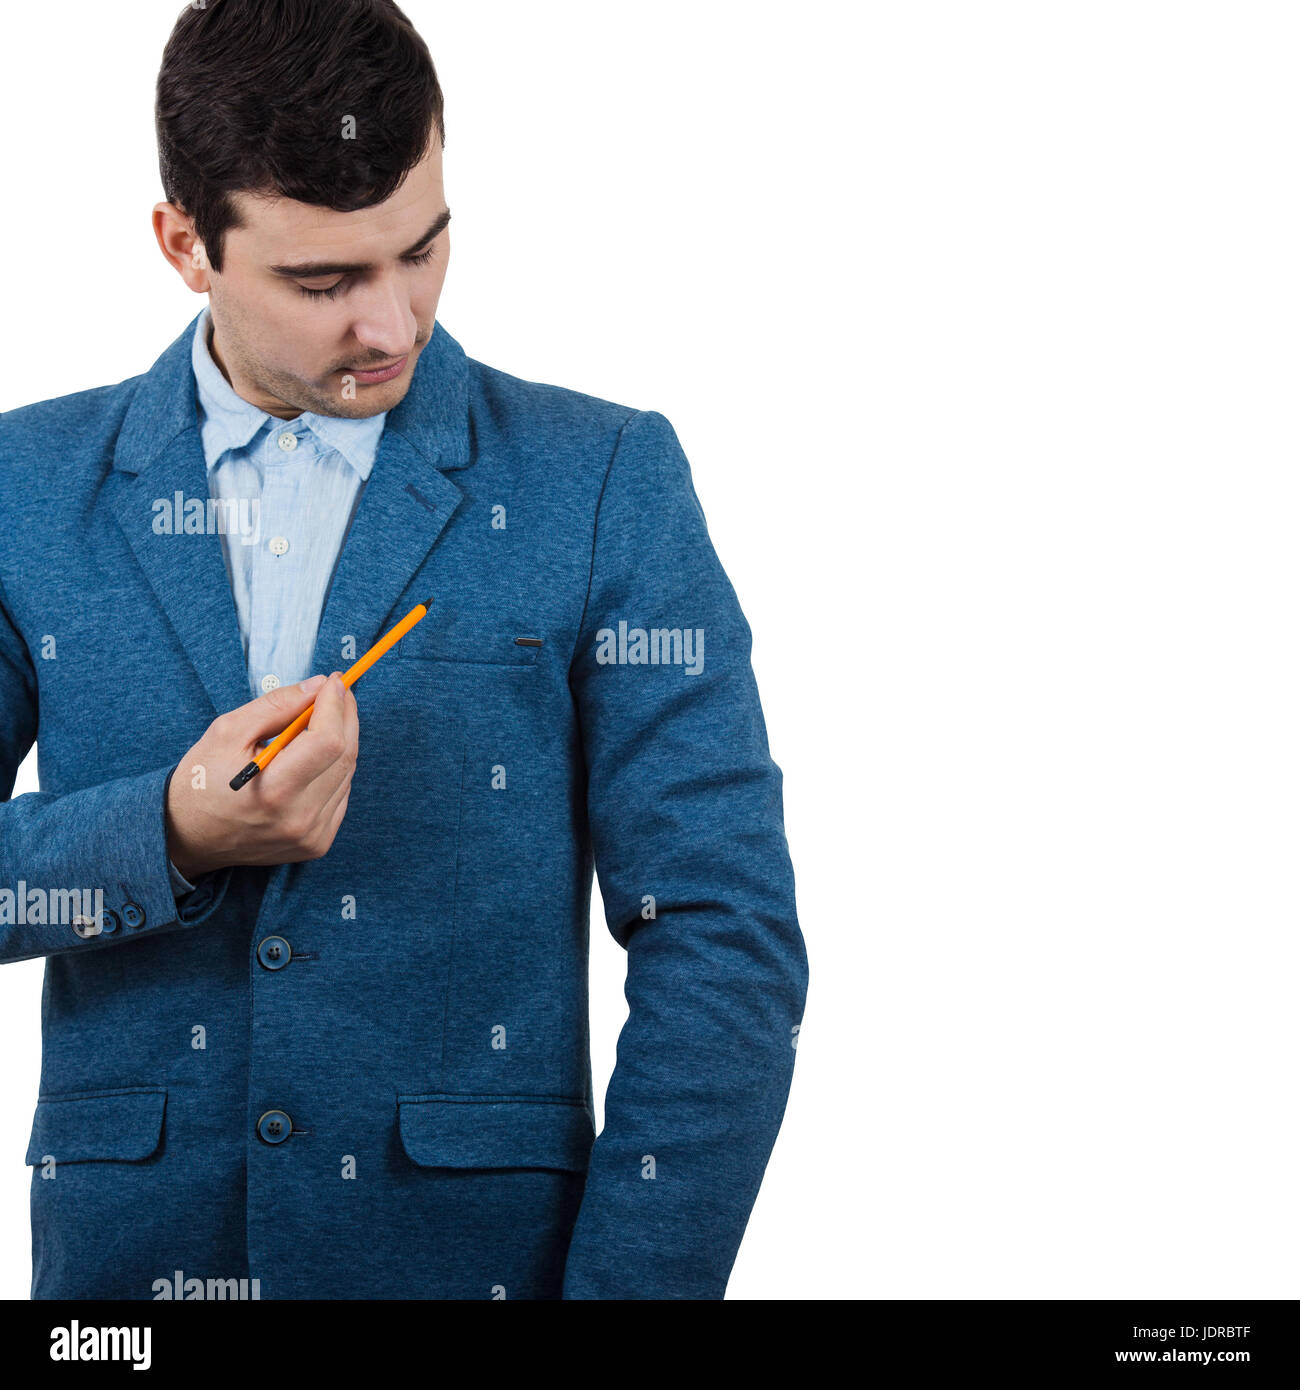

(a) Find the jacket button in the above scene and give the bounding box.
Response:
[71,915,100,939]
[98,909,121,936]
[257,936,292,971]
[257,1110,293,1145]
[121,902,145,929]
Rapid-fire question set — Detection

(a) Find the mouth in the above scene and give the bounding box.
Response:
[345,355,409,385]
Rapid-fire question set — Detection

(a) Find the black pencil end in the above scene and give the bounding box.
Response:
[229,761,261,791]
[422,595,435,611]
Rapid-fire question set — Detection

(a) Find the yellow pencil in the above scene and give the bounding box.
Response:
[229,596,434,791]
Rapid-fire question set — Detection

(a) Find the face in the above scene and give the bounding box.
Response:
[154,133,449,420]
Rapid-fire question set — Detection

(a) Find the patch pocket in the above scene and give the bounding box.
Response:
[25,1086,167,1165]
[396,622,543,669]
[397,1094,594,1171]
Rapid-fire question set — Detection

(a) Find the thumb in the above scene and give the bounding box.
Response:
[227,674,329,744]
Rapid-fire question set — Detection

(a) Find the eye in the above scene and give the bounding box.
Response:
[295,243,437,301]
[297,279,346,301]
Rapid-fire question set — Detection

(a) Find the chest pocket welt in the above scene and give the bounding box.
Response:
[396,623,542,669]
[25,1086,167,1165]
[397,1094,594,1171]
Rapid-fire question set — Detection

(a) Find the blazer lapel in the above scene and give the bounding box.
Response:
[309,320,472,676]
[109,312,474,718]
[109,317,252,718]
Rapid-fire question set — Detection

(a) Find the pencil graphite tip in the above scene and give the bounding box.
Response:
[422,596,435,612]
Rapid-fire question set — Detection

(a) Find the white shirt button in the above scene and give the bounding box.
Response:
[269,536,290,556]
[260,673,281,693]
[278,432,298,452]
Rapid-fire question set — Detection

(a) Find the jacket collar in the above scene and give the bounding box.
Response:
[114,308,472,477]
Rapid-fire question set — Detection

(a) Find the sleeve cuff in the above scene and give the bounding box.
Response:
[167,856,197,898]
[159,763,231,928]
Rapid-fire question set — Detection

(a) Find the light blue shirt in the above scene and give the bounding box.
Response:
[170,307,388,894]
[191,305,387,696]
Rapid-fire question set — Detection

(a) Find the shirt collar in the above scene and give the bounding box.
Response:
[190,305,387,480]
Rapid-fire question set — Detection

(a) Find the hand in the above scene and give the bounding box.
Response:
[165,672,359,880]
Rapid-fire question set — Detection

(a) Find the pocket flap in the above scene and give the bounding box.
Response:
[25,1087,167,1165]
[397,1094,594,1171]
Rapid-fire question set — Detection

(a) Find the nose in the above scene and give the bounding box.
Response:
[349,278,417,360]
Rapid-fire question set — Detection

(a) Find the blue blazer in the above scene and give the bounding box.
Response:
[0,313,807,1300]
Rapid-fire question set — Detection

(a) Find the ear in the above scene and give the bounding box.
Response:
[152,202,211,291]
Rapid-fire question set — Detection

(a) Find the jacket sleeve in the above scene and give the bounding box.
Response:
[562,410,808,1299]
[0,575,231,962]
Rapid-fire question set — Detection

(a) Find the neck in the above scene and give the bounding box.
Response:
[207,318,302,421]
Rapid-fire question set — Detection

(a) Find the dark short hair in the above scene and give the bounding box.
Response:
[156,0,444,273]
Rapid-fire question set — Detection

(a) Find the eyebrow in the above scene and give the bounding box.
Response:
[268,207,451,279]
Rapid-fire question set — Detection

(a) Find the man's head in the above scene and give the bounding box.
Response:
[153,0,448,420]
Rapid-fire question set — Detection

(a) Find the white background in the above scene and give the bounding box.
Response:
[1,0,1296,1300]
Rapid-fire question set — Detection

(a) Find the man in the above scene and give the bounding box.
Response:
[0,0,806,1300]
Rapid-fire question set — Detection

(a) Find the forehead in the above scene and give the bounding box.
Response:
[228,140,445,257]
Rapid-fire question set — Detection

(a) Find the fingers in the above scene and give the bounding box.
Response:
[268,672,358,798]
[225,674,329,745]
[338,675,360,761]
[186,671,360,871]
[315,767,353,838]
[306,670,346,740]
